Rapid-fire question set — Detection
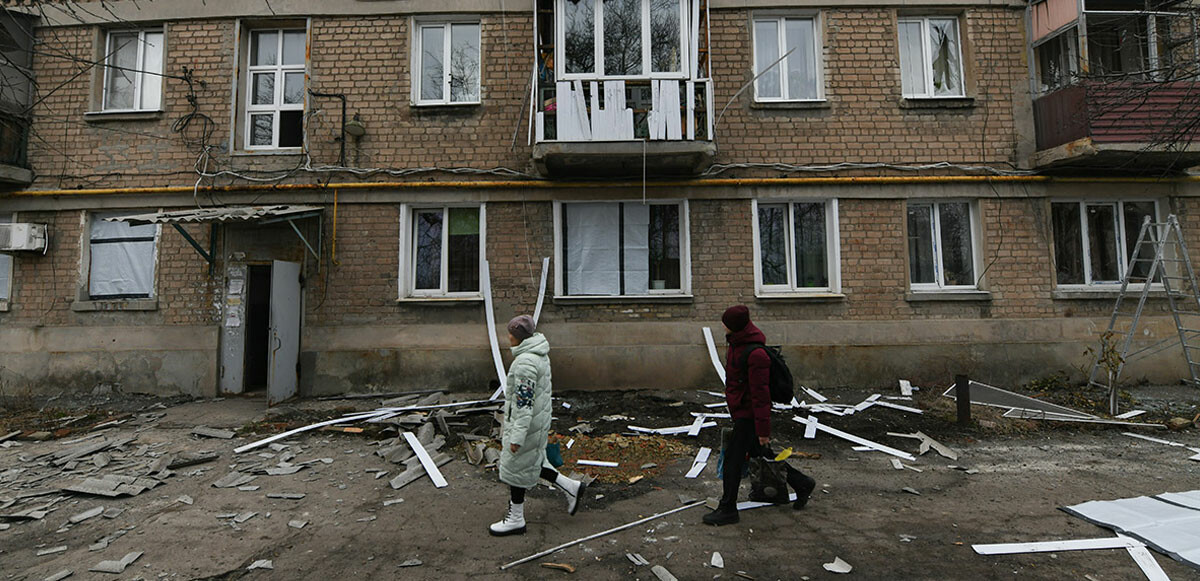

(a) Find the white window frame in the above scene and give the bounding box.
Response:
[398,203,487,299]
[751,13,824,102]
[552,200,692,298]
[907,200,982,292]
[751,199,840,295]
[1051,199,1163,288]
[897,15,966,99]
[243,27,307,151]
[411,17,482,106]
[0,213,13,308]
[101,29,164,112]
[83,210,162,301]
[554,0,691,81]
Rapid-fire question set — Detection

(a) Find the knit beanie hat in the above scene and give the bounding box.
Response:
[722,305,750,332]
[507,315,536,342]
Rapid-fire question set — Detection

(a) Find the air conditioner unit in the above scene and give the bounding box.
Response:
[0,223,47,252]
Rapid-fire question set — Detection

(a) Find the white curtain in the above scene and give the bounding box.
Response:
[566,203,621,295]
[623,203,649,294]
[0,215,10,301]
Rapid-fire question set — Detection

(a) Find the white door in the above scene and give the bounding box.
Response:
[268,260,302,405]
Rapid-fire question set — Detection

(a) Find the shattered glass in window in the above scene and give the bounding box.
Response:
[929,18,962,97]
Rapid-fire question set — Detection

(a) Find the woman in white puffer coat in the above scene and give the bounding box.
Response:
[489,315,587,536]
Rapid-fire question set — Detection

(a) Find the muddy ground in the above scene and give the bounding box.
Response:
[1,382,1199,580]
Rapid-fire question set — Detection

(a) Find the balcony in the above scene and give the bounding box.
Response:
[1032,81,1200,171]
[530,0,716,178]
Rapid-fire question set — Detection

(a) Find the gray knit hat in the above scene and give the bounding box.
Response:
[507,315,535,342]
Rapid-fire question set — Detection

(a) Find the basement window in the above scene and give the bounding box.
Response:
[400,205,485,298]
[556,201,690,297]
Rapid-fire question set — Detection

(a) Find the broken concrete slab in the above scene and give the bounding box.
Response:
[212,472,257,489]
[61,475,162,498]
[191,426,236,439]
[68,506,104,523]
[89,551,142,574]
[232,511,257,523]
[166,452,219,470]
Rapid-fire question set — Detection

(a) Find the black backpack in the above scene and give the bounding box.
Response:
[739,343,795,404]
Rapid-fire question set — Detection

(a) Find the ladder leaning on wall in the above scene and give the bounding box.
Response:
[1087,214,1200,392]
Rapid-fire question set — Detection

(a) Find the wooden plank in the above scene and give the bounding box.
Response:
[402,431,448,488]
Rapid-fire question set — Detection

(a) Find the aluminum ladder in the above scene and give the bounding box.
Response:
[1088,214,1200,392]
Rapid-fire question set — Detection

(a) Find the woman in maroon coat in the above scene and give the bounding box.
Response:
[703,305,816,526]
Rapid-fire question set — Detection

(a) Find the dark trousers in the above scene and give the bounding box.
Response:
[721,418,768,507]
[510,467,562,503]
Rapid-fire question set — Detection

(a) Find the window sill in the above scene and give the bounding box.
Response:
[899,97,975,110]
[553,294,694,305]
[411,101,482,109]
[755,292,845,302]
[84,110,164,122]
[906,290,991,302]
[231,149,305,157]
[1052,288,1166,300]
[750,100,830,111]
[71,298,159,312]
[396,296,484,304]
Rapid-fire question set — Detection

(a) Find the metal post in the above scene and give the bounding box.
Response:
[955,374,971,425]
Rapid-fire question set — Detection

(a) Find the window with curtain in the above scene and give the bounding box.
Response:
[753,15,821,102]
[102,29,164,111]
[0,214,12,302]
[561,201,685,295]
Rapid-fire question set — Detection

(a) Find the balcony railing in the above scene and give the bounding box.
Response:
[1034,81,1200,152]
[535,79,712,142]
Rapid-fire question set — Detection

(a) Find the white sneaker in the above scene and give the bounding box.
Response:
[555,474,586,516]
[488,501,526,536]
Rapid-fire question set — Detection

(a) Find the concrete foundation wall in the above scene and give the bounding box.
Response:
[0,326,219,397]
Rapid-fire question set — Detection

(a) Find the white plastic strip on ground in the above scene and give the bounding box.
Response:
[792,415,915,461]
[484,261,507,401]
[737,491,797,510]
[1126,543,1172,581]
[801,386,828,402]
[972,537,1143,555]
[1116,410,1148,419]
[576,460,618,467]
[685,447,711,479]
[1124,433,1188,447]
[899,379,915,396]
[1005,409,1164,428]
[873,400,923,414]
[402,431,447,488]
[234,409,394,453]
[702,327,726,384]
[628,423,717,436]
[1157,490,1200,511]
[686,415,707,436]
[1063,492,1200,569]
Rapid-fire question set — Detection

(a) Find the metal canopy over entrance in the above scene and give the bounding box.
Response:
[105,205,324,273]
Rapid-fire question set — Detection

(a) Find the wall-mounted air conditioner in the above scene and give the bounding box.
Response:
[0,223,47,251]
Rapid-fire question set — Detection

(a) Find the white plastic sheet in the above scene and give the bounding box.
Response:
[623,203,649,295]
[0,214,11,301]
[89,213,156,298]
[1063,492,1200,570]
[566,203,619,295]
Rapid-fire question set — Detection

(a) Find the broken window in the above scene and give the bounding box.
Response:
[244,28,306,149]
[0,214,11,303]
[907,201,978,290]
[405,206,483,297]
[87,212,158,300]
[102,29,163,111]
[1052,200,1159,286]
[753,15,821,102]
[557,0,687,79]
[560,201,686,296]
[755,200,837,292]
[1036,28,1079,93]
[898,16,965,98]
[415,20,481,105]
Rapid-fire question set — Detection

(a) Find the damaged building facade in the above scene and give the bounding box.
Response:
[3,0,1200,399]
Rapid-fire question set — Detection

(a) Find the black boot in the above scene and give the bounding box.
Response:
[786,467,816,510]
[702,502,739,526]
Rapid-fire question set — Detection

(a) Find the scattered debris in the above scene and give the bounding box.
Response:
[626,553,650,566]
[627,475,643,484]
[68,506,104,523]
[651,565,679,581]
[287,520,308,529]
[213,472,257,489]
[89,551,142,574]
[398,558,423,567]
[402,431,448,488]
[1062,490,1200,569]
[37,545,68,556]
[247,559,274,570]
[711,552,724,568]
[902,487,921,496]
[823,557,852,574]
[167,452,219,470]
[233,511,257,523]
[794,416,915,461]
[899,379,917,396]
[685,447,711,479]
[61,475,163,497]
[973,536,1166,580]
[176,496,193,505]
[890,458,903,470]
[1115,410,1147,419]
[576,460,618,467]
[383,498,405,506]
[943,380,1097,419]
[599,415,632,422]
[266,493,305,500]
[540,562,576,573]
[191,426,235,440]
[43,570,72,581]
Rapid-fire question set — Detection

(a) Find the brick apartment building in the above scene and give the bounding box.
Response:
[2,0,1199,400]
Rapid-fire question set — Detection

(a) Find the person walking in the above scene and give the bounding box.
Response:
[490,315,587,536]
[703,305,816,526]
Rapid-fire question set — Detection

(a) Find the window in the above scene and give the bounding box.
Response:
[1051,200,1159,286]
[907,201,979,290]
[558,0,688,79]
[87,212,159,300]
[413,20,481,105]
[1036,28,1079,93]
[898,16,965,98]
[0,214,11,304]
[753,15,821,101]
[244,28,306,149]
[753,200,839,293]
[102,29,163,111]
[557,201,689,296]
[401,205,485,297]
